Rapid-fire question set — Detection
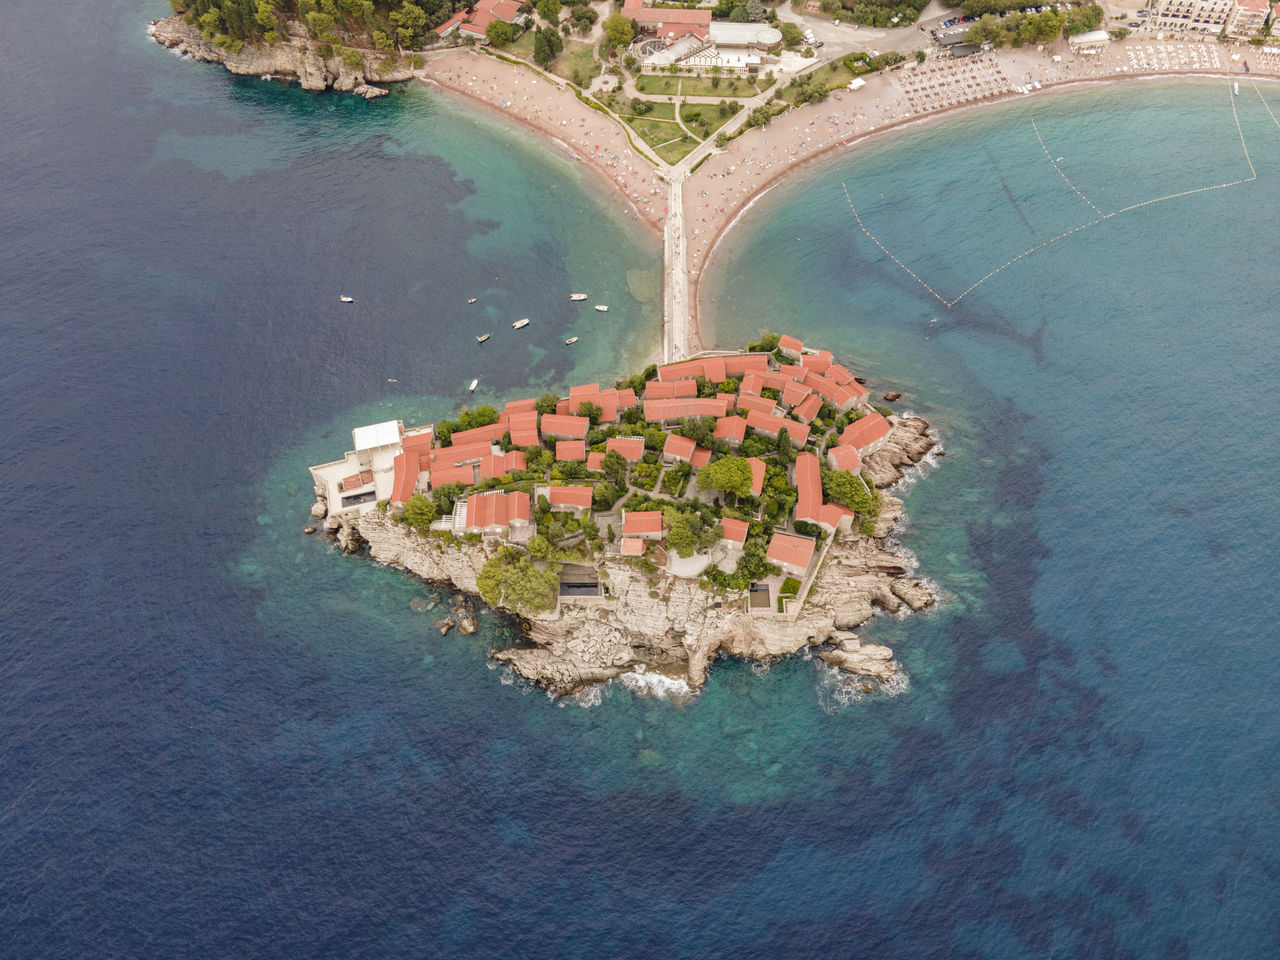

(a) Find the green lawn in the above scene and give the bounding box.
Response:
[623,100,676,121]
[623,115,682,146]
[508,29,537,61]
[552,40,600,84]
[653,136,699,164]
[677,76,760,98]
[634,74,681,96]
[679,102,741,140]
[779,60,859,104]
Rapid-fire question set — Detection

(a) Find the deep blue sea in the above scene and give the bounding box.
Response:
[2,1,1278,956]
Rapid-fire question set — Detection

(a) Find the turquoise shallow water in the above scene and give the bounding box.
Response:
[4,0,1280,952]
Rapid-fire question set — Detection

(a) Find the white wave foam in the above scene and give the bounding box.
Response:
[558,684,603,709]
[816,660,910,713]
[618,668,696,703]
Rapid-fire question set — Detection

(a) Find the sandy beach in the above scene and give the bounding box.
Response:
[417,38,1280,354]
[420,48,669,232]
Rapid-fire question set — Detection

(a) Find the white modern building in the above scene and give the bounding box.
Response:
[1151,0,1235,35]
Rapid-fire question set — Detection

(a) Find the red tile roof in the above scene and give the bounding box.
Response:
[656,359,705,381]
[540,414,589,439]
[646,379,698,400]
[480,450,526,480]
[622,510,666,536]
[701,356,726,384]
[778,334,804,353]
[606,436,645,461]
[587,451,606,471]
[714,415,747,443]
[569,383,599,396]
[826,444,862,472]
[402,430,434,454]
[549,485,593,510]
[567,389,619,423]
[689,447,712,469]
[431,462,476,489]
[745,410,810,447]
[464,490,530,531]
[839,413,892,454]
[663,433,697,461]
[747,456,766,496]
[391,451,418,504]
[766,532,816,573]
[782,381,811,408]
[449,422,505,447]
[736,393,777,416]
[620,537,647,556]
[818,503,853,532]
[504,397,538,414]
[792,393,823,424]
[510,427,541,448]
[430,441,494,467]
[794,452,822,525]
[556,439,587,462]
[617,388,638,409]
[643,397,729,421]
[723,353,771,376]
[720,517,749,544]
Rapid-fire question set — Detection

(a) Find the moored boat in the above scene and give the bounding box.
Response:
[565,337,579,345]
[467,297,477,304]
[339,295,354,303]
[476,333,490,343]
[468,378,478,391]
[594,305,608,312]
[513,318,530,329]
[569,293,587,301]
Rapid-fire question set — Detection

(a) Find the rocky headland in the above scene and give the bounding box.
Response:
[150,16,410,98]
[322,416,939,696]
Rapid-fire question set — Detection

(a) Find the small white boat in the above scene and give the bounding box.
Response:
[387,378,397,383]
[468,379,478,392]
[467,297,478,304]
[565,337,579,345]
[476,333,490,343]
[1234,82,1240,96]
[594,305,608,313]
[339,295,354,303]
[569,293,588,301]
[513,318,530,329]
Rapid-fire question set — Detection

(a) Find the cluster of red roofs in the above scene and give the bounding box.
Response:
[388,341,894,577]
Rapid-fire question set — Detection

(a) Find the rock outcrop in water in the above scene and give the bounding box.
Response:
[325,417,939,696]
[149,16,412,98]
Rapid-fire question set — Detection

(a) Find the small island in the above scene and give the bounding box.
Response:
[309,334,938,695]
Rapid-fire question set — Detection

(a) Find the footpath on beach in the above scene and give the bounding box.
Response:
[416,37,1280,363]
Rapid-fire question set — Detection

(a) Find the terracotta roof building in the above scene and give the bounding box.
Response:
[556,439,587,462]
[747,456,766,497]
[777,334,804,359]
[463,489,531,537]
[540,414,589,440]
[719,517,749,546]
[792,393,823,425]
[621,509,667,540]
[549,485,594,514]
[794,452,822,526]
[662,433,697,463]
[645,379,698,400]
[436,0,529,38]
[745,410,810,448]
[825,444,862,473]
[606,436,645,462]
[839,412,892,457]
[643,397,730,422]
[586,451,606,471]
[766,532,816,578]
[480,450,526,480]
[620,537,647,556]
[714,415,747,446]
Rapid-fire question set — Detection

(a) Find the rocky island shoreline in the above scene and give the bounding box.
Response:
[310,338,939,696]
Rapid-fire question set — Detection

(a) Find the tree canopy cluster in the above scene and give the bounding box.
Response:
[477,547,561,614]
[814,0,928,30]
[963,3,1103,45]
[172,0,468,49]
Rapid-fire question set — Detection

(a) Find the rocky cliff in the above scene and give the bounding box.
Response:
[329,417,940,696]
[150,16,413,97]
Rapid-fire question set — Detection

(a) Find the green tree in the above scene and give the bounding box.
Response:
[477,547,560,614]
[696,456,754,498]
[593,481,623,509]
[775,427,795,463]
[486,18,516,45]
[577,400,603,425]
[601,450,628,487]
[664,508,702,558]
[389,2,428,47]
[528,533,553,559]
[533,27,554,66]
[401,493,438,531]
[255,0,277,31]
[822,469,879,516]
[534,392,561,415]
[602,11,634,49]
[537,0,561,22]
